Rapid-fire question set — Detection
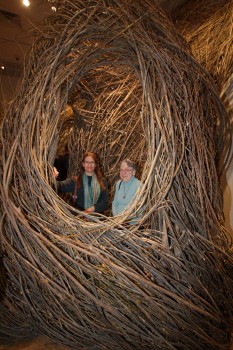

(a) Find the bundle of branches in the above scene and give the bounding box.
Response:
[0,1,233,349]
[172,0,233,92]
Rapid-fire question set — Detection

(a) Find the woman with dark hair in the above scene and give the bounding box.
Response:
[54,151,108,213]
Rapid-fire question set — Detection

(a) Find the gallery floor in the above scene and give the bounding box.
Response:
[0,335,232,350]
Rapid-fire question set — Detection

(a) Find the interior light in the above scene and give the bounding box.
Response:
[51,6,57,12]
[1,66,5,70]
[22,0,30,7]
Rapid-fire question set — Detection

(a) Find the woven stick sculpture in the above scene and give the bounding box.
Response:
[172,0,233,92]
[0,1,233,349]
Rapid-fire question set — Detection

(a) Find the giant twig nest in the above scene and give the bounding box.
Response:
[0,1,233,349]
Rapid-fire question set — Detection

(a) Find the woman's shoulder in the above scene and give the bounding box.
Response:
[115,179,122,186]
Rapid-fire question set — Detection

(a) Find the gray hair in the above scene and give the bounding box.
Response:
[121,159,137,170]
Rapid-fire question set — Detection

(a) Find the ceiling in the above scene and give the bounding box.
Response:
[0,0,188,102]
[0,0,53,101]
[0,0,53,63]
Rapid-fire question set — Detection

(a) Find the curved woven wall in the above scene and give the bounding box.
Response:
[0,1,232,349]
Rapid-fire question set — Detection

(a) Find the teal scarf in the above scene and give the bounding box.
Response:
[83,173,101,210]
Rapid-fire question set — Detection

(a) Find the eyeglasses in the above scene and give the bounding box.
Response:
[120,168,134,173]
[84,161,95,165]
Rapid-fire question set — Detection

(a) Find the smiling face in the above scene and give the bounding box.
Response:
[120,161,135,182]
[82,155,96,176]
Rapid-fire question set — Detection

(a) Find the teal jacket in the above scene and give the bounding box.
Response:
[112,176,141,217]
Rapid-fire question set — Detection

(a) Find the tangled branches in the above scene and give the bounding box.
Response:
[0,1,232,349]
[172,0,233,91]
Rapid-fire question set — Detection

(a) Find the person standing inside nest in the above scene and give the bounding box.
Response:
[54,151,108,213]
[112,159,141,219]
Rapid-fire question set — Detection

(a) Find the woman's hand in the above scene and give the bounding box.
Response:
[53,167,59,178]
[84,206,95,213]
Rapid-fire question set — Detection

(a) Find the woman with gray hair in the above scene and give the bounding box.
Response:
[112,159,141,218]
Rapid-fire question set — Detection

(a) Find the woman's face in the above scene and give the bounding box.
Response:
[82,155,95,176]
[120,161,135,182]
